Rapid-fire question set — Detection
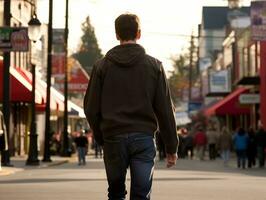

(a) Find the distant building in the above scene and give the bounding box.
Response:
[199,6,250,60]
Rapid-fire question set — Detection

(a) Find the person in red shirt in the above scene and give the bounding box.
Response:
[194,127,207,160]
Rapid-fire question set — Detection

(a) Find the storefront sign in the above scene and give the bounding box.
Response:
[53,57,89,93]
[251,1,266,41]
[239,94,260,104]
[0,27,28,52]
[209,69,231,93]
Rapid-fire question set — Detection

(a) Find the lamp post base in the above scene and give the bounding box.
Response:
[26,159,40,166]
[1,150,13,167]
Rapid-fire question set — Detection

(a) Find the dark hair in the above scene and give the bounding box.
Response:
[115,14,140,41]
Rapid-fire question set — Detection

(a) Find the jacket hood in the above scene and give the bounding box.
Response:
[106,43,145,67]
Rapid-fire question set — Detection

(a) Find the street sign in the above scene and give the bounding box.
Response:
[0,27,28,52]
[239,94,260,104]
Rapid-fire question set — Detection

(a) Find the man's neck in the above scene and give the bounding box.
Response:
[120,40,136,45]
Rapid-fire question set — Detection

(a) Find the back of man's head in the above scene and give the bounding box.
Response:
[115,13,140,41]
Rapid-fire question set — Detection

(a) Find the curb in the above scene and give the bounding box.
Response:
[38,160,69,168]
[0,159,69,176]
[0,168,24,176]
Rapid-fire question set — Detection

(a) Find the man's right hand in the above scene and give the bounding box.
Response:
[166,153,178,168]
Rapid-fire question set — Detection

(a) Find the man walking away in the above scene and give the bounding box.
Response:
[74,131,88,165]
[84,13,178,200]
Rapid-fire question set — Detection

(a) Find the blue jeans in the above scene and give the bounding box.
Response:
[221,150,230,164]
[103,132,156,200]
[77,147,86,164]
[236,149,246,169]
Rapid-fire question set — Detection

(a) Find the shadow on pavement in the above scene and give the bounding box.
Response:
[61,156,266,178]
[0,177,224,184]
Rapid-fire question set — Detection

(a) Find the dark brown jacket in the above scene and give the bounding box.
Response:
[84,43,178,154]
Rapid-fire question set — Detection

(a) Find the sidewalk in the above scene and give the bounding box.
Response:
[0,155,71,176]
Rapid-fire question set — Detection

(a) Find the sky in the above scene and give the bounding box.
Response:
[37,0,252,72]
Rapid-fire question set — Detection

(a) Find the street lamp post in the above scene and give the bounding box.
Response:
[1,0,12,167]
[26,14,42,166]
[61,0,70,157]
[43,0,53,162]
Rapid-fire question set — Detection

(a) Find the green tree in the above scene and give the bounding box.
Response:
[168,54,189,105]
[73,16,103,75]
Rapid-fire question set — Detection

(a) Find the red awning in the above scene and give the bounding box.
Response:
[204,87,250,117]
[1,58,83,115]
[18,67,64,112]
[0,59,43,104]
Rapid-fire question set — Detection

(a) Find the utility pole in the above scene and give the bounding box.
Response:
[1,0,12,166]
[188,34,194,103]
[61,0,69,157]
[43,0,53,162]
[197,24,203,100]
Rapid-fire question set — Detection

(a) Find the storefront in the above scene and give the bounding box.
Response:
[0,58,85,156]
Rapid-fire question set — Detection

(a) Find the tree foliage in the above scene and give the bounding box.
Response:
[168,54,189,105]
[168,53,198,105]
[73,16,103,75]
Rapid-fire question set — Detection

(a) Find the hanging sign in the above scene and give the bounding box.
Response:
[251,1,266,41]
[0,27,28,52]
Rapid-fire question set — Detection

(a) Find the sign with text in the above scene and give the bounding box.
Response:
[239,94,260,104]
[0,27,28,52]
[251,1,266,41]
[209,69,231,93]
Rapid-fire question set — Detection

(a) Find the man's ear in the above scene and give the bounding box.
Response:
[116,33,121,41]
[136,29,141,40]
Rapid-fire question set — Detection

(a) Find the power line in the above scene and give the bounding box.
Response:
[145,31,227,39]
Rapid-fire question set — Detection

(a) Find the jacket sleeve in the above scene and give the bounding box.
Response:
[153,64,179,154]
[83,65,104,146]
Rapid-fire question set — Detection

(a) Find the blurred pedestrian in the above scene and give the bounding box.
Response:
[86,129,93,154]
[0,111,8,166]
[178,128,185,158]
[194,127,207,160]
[84,13,178,200]
[218,126,232,166]
[180,128,194,159]
[94,139,103,158]
[247,127,257,168]
[74,131,88,165]
[233,128,248,169]
[206,125,218,160]
[255,122,266,168]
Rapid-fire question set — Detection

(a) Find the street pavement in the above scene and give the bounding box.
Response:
[0,155,266,200]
